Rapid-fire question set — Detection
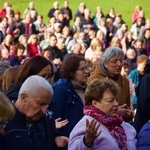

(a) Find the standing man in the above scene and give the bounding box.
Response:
[0,75,53,150]
[88,47,133,122]
[60,0,72,26]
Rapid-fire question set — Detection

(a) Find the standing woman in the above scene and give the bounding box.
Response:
[52,55,89,149]
[69,79,136,150]
[0,34,14,60]
[27,34,41,57]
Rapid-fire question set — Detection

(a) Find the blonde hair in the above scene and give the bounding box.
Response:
[62,26,70,32]
[0,92,15,121]
[18,34,27,43]
[3,66,21,93]
[110,37,122,48]
[90,38,103,51]
[27,34,39,44]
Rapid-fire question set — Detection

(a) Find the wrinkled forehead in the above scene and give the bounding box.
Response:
[108,55,124,61]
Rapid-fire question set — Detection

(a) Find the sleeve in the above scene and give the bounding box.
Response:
[52,86,69,119]
[129,70,137,84]
[68,120,92,150]
[0,135,4,150]
[137,75,150,115]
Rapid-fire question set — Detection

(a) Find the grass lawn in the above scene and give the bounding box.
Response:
[0,0,150,28]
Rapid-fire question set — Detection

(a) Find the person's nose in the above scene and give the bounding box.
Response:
[114,99,119,106]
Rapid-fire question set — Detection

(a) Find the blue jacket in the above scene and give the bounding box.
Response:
[129,69,140,104]
[0,108,46,150]
[6,83,21,101]
[52,78,84,137]
[137,120,150,150]
[6,83,57,150]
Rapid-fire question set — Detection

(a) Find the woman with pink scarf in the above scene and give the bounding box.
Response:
[68,78,136,150]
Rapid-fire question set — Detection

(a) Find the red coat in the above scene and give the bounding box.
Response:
[27,43,40,57]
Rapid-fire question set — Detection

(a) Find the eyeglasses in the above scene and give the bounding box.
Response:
[78,66,88,72]
[43,74,55,80]
[0,120,7,128]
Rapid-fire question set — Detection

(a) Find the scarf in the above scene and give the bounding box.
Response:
[71,80,85,104]
[84,105,127,150]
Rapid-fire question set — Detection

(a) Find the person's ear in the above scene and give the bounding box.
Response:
[20,93,28,104]
[103,61,108,68]
[92,100,97,106]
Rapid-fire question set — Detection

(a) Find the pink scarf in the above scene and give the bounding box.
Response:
[83,105,127,150]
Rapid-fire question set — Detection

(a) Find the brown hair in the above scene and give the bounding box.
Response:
[15,56,53,85]
[137,54,148,65]
[60,55,85,80]
[85,78,120,105]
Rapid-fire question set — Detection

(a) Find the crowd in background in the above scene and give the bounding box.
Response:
[0,1,150,150]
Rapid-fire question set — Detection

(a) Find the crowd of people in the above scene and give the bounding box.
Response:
[0,1,150,150]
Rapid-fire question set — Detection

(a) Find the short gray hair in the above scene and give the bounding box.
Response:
[101,47,124,63]
[18,75,53,98]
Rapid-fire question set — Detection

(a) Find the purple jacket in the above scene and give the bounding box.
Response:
[68,115,136,150]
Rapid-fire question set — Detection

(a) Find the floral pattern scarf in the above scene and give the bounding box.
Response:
[83,105,127,150]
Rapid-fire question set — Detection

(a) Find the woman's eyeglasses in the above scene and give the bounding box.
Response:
[43,74,55,81]
[78,66,89,72]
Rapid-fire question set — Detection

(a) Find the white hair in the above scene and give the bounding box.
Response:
[18,75,53,98]
[101,47,124,63]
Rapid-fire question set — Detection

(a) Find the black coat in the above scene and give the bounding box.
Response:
[6,83,57,150]
[134,73,150,134]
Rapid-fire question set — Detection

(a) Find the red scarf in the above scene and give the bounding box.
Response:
[83,105,127,150]
[26,23,30,36]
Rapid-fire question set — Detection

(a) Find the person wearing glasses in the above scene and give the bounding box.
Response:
[52,55,89,150]
[68,79,136,150]
[88,47,133,122]
[0,92,15,134]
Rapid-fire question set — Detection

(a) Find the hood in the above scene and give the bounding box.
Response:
[91,64,120,80]
[6,83,21,101]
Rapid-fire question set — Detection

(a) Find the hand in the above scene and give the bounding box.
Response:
[53,58,62,65]
[14,28,20,34]
[84,119,101,146]
[55,118,69,129]
[55,136,69,148]
[118,104,126,116]
[124,107,132,118]
[118,104,132,117]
